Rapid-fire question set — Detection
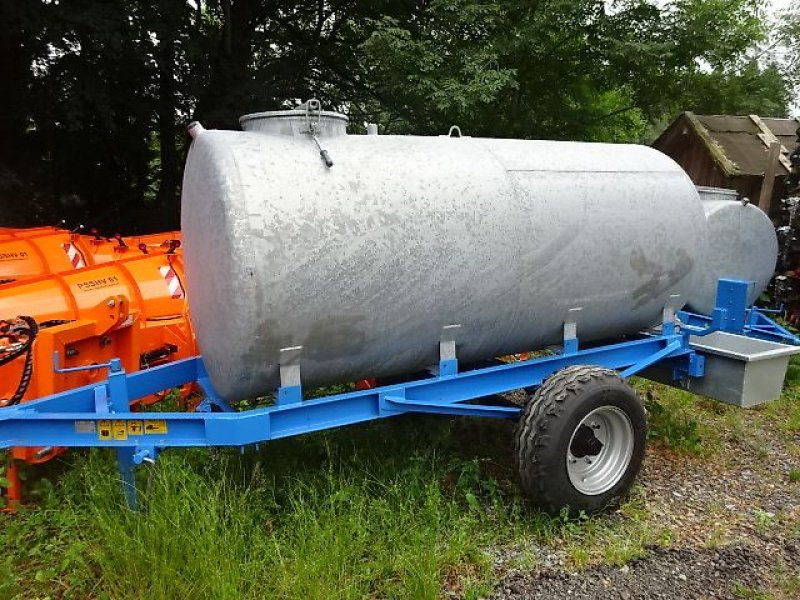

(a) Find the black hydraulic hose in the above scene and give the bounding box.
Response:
[0,316,38,367]
[0,316,40,407]
[4,344,34,406]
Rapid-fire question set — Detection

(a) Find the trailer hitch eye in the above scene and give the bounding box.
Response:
[569,424,603,458]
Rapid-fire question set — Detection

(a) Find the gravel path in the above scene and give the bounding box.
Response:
[492,545,774,599]
[485,402,800,599]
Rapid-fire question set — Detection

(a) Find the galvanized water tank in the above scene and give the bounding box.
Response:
[686,186,777,315]
[182,107,707,401]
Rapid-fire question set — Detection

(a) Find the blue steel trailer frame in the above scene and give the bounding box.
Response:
[0,279,796,507]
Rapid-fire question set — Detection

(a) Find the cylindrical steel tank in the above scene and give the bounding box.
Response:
[182,108,707,401]
[686,186,777,315]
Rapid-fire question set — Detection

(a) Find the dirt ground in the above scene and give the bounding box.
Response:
[487,393,800,600]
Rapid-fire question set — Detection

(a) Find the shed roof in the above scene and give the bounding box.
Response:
[653,112,799,178]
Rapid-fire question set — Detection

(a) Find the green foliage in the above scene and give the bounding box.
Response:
[671,61,790,118]
[0,419,526,599]
[643,389,707,455]
[777,1,800,100]
[354,0,517,132]
[0,0,793,231]
[0,414,681,599]
[351,0,786,141]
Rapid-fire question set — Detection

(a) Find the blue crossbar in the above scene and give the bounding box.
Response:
[0,333,689,452]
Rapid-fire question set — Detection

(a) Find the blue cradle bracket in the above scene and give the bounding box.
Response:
[439,324,461,377]
[678,278,799,345]
[563,307,582,355]
[277,345,304,405]
[0,333,691,452]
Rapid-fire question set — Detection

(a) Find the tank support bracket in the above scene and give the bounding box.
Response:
[661,294,682,335]
[439,325,461,376]
[277,346,303,405]
[563,308,582,355]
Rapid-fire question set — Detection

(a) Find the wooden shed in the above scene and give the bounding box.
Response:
[652,112,799,219]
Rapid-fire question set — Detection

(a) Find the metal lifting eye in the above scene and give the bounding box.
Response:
[448,125,462,138]
[304,98,323,134]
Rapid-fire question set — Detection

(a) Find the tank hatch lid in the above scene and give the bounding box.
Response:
[239,102,348,137]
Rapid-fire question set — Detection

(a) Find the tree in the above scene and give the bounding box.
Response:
[347,0,786,141]
[777,0,800,107]
[0,0,792,230]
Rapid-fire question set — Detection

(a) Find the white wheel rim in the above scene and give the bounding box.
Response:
[566,405,634,496]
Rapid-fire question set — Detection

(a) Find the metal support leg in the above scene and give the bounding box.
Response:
[104,359,140,508]
[116,447,138,510]
[3,458,21,510]
[277,346,303,405]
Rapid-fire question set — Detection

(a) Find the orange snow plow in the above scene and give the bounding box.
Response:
[0,229,181,283]
[0,251,194,405]
[0,226,65,240]
[0,250,196,504]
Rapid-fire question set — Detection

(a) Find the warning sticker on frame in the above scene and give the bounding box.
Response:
[144,420,168,434]
[112,420,128,441]
[127,420,144,436]
[98,420,112,440]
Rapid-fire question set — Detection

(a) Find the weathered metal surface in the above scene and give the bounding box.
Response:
[181,109,707,401]
[239,109,347,138]
[687,187,777,315]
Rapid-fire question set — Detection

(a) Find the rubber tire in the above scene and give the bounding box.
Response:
[514,365,646,515]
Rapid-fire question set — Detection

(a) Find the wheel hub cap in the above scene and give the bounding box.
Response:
[566,406,634,496]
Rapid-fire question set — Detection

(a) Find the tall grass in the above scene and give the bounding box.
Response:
[8,367,794,599]
[3,417,528,599]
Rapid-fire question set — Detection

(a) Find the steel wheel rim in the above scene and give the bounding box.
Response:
[566,405,634,496]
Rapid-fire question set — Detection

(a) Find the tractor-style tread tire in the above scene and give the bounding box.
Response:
[514,365,646,515]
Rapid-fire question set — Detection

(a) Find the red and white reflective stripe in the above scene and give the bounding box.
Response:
[61,243,86,269]
[159,265,185,299]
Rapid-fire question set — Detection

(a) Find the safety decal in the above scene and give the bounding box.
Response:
[112,420,128,441]
[61,243,87,269]
[127,420,144,435]
[144,420,168,434]
[98,419,112,440]
[159,265,185,300]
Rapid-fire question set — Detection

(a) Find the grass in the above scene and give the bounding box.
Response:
[635,380,722,455]
[0,417,537,599]
[732,584,773,600]
[0,414,671,600]
[3,359,800,599]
